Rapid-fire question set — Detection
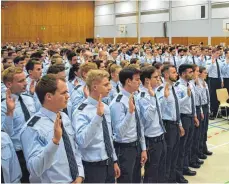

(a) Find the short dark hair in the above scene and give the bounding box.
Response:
[30,52,42,59]
[178,48,184,54]
[130,58,138,64]
[161,64,175,77]
[13,56,24,65]
[25,59,41,73]
[199,66,206,73]
[2,57,12,64]
[169,47,175,53]
[47,64,65,74]
[94,60,103,69]
[35,74,65,104]
[67,51,76,61]
[8,51,16,57]
[119,67,141,87]
[178,64,193,76]
[68,63,80,82]
[140,66,157,85]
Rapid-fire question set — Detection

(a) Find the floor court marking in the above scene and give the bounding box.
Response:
[209,119,228,125]
[208,123,229,131]
[209,142,229,150]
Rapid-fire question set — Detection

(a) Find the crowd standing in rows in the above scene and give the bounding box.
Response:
[1,41,229,183]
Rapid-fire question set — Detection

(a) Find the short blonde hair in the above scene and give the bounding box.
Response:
[80,62,97,76]
[2,66,23,83]
[86,69,109,92]
[120,60,130,68]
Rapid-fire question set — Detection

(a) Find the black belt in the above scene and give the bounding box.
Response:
[202,104,209,108]
[82,158,112,166]
[145,134,164,143]
[196,106,201,110]
[113,140,139,148]
[163,120,179,125]
[180,113,193,118]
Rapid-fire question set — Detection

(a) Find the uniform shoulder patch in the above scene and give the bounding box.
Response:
[1,98,6,102]
[141,92,145,97]
[27,116,41,127]
[78,103,87,110]
[116,94,123,102]
[74,85,82,90]
[175,82,180,87]
[157,86,164,92]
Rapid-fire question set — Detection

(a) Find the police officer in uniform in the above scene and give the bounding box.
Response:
[138,66,167,183]
[110,67,147,183]
[157,64,185,183]
[73,70,120,183]
[20,74,84,183]
[174,64,200,183]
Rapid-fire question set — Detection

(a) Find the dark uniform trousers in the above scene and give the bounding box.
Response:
[208,78,221,116]
[114,141,141,183]
[190,106,201,164]
[144,134,167,183]
[83,159,115,183]
[163,120,180,183]
[176,114,194,179]
[16,150,30,183]
[199,104,210,154]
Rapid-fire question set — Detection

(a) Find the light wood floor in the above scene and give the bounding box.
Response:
[187,118,229,183]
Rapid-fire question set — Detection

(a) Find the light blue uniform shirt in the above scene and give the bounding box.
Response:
[174,78,196,116]
[1,94,37,151]
[1,82,7,98]
[221,60,229,78]
[70,85,86,115]
[117,53,131,62]
[137,87,164,138]
[140,56,154,64]
[1,131,22,183]
[108,80,122,102]
[109,89,146,151]
[197,78,211,112]
[206,59,223,81]
[42,59,50,76]
[67,77,85,94]
[20,107,84,183]
[156,83,182,126]
[190,80,203,113]
[72,96,117,162]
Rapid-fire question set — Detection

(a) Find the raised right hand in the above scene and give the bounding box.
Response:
[187,86,191,97]
[6,88,15,116]
[129,94,135,114]
[83,85,89,98]
[53,112,62,145]
[97,94,104,117]
[164,83,170,98]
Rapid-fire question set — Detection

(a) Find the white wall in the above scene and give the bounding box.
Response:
[94,0,229,38]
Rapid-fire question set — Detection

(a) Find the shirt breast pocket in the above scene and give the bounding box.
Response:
[26,103,37,114]
[1,145,12,160]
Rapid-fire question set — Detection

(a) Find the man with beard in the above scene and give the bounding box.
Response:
[1,67,37,182]
[174,64,199,183]
[156,64,185,183]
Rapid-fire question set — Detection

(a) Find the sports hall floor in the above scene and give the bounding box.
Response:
[187,117,229,183]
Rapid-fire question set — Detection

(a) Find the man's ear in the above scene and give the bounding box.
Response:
[5,81,12,89]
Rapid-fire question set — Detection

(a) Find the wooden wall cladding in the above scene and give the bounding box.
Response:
[211,37,229,46]
[154,37,169,44]
[172,37,188,45]
[188,37,208,45]
[116,37,138,44]
[140,37,154,44]
[103,38,114,44]
[1,1,94,43]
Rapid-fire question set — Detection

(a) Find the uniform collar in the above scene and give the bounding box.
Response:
[110,80,118,86]
[180,78,188,86]
[40,107,57,123]
[87,96,98,106]
[121,88,132,98]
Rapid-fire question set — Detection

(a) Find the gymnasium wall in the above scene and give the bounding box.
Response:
[1,1,94,43]
[94,0,229,45]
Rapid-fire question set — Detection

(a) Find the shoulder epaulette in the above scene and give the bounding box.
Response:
[1,98,6,102]
[27,116,41,127]
[157,86,164,92]
[141,92,145,97]
[116,94,123,102]
[175,82,180,87]
[78,103,87,110]
[74,85,82,90]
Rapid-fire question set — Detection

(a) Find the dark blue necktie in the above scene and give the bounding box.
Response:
[155,95,166,132]
[188,83,195,116]
[172,86,180,122]
[18,95,30,121]
[133,99,142,140]
[61,122,79,180]
[102,115,113,161]
[192,56,196,64]
[216,59,220,78]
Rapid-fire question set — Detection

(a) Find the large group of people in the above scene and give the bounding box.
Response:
[1,41,229,183]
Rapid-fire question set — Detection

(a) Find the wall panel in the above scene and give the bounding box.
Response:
[141,37,155,44]
[1,1,94,43]
[211,37,229,45]
[188,37,208,45]
[172,37,188,45]
[155,37,169,44]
